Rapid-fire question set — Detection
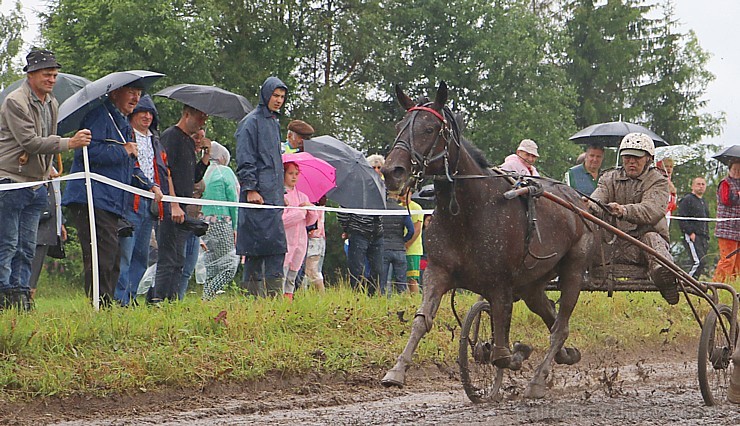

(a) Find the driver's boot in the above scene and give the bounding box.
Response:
[649,264,679,305]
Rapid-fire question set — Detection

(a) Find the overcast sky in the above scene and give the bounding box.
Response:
[3,0,738,148]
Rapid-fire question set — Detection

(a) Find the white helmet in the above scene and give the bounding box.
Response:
[619,132,655,158]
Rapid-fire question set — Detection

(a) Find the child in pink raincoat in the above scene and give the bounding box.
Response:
[282,162,319,299]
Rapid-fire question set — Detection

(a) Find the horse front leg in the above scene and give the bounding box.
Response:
[729,343,740,403]
[524,266,584,399]
[381,269,449,387]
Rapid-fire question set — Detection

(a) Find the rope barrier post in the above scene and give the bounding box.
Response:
[82,146,100,310]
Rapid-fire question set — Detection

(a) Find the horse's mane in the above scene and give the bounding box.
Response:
[460,137,491,169]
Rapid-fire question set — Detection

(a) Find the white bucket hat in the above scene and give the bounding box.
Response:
[517,139,539,157]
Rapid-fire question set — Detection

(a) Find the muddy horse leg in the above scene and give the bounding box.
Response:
[520,285,580,366]
[381,271,449,387]
[730,343,740,403]
[489,286,528,370]
[524,267,584,399]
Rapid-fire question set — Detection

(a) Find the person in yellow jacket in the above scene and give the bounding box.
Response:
[400,188,423,294]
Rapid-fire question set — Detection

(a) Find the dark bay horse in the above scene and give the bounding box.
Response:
[380,82,596,399]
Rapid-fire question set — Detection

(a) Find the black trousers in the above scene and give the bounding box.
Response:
[682,233,709,279]
[151,216,189,301]
[71,204,121,305]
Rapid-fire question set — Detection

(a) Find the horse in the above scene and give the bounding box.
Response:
[380,81,597,399]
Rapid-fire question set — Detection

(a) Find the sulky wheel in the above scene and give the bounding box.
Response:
[458,300,504,403]
[698,304,737,406]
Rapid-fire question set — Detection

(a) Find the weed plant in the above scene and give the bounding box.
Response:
[0,272,734,401]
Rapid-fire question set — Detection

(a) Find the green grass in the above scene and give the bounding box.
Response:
[0,274,736,402]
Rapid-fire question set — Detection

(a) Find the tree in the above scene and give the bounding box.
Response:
[0,0,26,87]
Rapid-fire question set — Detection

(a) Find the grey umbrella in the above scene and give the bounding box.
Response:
[304,135,386,209]
[569,121,669,147]
[154,84,253,121]
[57,70,165,134]
[712,144,740,166]
[0,72,91,105]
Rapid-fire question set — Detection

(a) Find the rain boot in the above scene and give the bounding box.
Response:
[243,278,266,298]
[265,278,283,298]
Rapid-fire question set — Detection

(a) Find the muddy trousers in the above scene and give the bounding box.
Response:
[242,254,285,298]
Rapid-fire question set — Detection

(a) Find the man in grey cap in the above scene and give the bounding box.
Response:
[500,138,540,176]
[0,49,91,310]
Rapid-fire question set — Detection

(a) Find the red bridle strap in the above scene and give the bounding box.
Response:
[407,106,445,123]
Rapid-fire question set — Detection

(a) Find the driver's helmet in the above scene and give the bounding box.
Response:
[619,132,655,158]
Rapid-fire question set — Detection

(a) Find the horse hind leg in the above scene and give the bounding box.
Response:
[521,283,581,367]
[381,275,447,387]
[524,268,585,399]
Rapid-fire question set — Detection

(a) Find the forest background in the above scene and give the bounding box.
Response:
[0,0,729,282]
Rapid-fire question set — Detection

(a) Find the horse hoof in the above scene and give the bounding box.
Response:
[555,347,581,365]
[513,342,533,361]
[524,383,547,399]
[381,370,405,388]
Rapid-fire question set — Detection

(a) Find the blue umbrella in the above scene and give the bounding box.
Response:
[57,70,165,134]
[154,84,253,121]
[304,135,386,209]
[0,72,91,105]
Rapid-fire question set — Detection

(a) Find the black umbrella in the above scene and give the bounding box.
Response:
[57,70,165,134]
[0,72,91,105]
[569,121,669,147]
[712,144,740,166]
[154,84,253,121]
[304,135,386,209]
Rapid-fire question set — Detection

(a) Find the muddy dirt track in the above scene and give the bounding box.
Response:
[2,343,739,425]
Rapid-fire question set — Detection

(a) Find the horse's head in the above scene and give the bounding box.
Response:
[382,81,451,192]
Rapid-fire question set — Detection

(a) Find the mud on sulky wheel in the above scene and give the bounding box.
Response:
[698,304,737,406]
[458,300,504,403]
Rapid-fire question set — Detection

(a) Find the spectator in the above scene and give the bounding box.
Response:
[588,133,678,304]
[500,139,540,176]
[657,158,678,224]
[236,76,289,298]
[381,192,414,295]
[338,211,383,295]
[63,81,161,308]
[305,196,327,292]
[114,94,171,307]
[677,177,710,279]
[147,104,210,304]
[281,162,319,300]
[178,128,209,300]
[201,141,240,300]
[367,154,385,176]
[713,159,740,283]
[281,119,314,154]
[565,144,604,196]
[400,188,424,294]
[0,49,91,310]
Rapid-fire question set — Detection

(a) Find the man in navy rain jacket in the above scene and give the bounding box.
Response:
[236,76,288,297]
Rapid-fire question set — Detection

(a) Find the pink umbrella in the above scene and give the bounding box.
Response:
[282,152,336,203]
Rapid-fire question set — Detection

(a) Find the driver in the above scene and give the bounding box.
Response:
[589,132,679,305]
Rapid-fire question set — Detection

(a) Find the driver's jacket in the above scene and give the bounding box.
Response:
[590,166,670,242]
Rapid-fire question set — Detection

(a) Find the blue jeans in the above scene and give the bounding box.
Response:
[0,181,47,293]
[382,250,407,295]
[178,232,199,300]
[347,233,383,296]
[115,198,154,306]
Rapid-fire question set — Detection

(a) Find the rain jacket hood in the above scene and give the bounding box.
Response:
[259,77,287,111]
[130,94,159,132]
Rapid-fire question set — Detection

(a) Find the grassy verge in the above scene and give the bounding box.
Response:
[0,274,734,402]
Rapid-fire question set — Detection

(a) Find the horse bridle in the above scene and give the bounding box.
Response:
[391,103,461,189]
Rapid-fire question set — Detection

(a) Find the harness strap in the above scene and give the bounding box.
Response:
[408,105,446,123]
